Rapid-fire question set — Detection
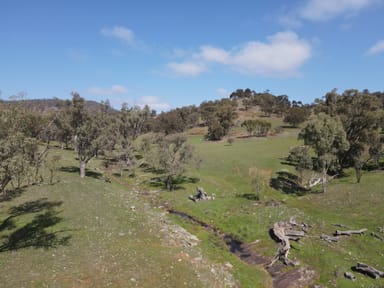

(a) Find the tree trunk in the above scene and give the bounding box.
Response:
[322,166,327,193]
[165,175,173,191]
[354,165,362,184]
[80,161,86,178]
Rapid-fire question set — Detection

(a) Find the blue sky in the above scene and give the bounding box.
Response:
[1,0,384,110]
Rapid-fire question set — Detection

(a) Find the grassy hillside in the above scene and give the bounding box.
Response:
[151,124,384,287]
[1,119,383,287]
[0,148,235,288]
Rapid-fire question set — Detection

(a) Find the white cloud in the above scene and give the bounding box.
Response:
[281,0,378,26]
[101,26,135,45]
[230,31,311,76]
[167,61,207,76]
[166,31,311,77]
[299,0,377,21]
[88,85,128,95]
[367,40,384,55]
[139,96,170,111]
[199,46,230,63]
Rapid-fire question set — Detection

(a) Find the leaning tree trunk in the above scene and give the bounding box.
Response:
[354,162,363,184]
[80,161,86,178]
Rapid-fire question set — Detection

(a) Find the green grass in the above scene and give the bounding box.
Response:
[0,148,232,288]
[154,128,384,287]
[2,126,384,287]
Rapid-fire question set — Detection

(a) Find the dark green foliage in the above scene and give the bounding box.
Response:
[315,89,384,182]
[283,106,311,127]
[200,99,237,140]
[150,106,199,135]
[299,113,349,192]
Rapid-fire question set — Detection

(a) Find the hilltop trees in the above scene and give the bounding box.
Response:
[200,99,238,140]
[284,106,311,127]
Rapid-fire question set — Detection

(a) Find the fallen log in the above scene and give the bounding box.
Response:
[334,228,367,236]
[189,187,215,202]
[353,262,384,279]
[344,271,356,281]
[267,220,305,267]
[286,230,305,241]
[320,234,339,242]
[371,232,384,242]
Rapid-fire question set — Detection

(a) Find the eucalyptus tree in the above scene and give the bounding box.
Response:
[143,133,197,191]
[299,113,349,193]
[315,89,384,182]
[69,92,103,178]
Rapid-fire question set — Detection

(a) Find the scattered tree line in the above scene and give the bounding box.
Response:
[1,87,383,195]
[288,89,384,192]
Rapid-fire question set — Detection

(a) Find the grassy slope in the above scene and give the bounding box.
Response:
[1,123,383,287]
[0,149,233,288]
[157,124,384,287]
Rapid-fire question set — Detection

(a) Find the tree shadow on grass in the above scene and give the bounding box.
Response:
[59,166,102,179]
[0,188,25,203]
[236,193,260,201]
[147,175,200,191]
[0,198,71,252]
[269,171,309,196]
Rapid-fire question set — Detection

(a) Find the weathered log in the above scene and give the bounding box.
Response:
[371,232,384,241]
[334,228,367,236]
[268,221,303,267]
[320,234,339,242]
[344,271,356,281]
[354,262,384,279]
[189,187,214,202]
[286,230,305,241]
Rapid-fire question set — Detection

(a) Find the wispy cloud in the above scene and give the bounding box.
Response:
[367,40,384,55]
[166,31,311,77]
[167,61,207,76]
[139,96,170,111]
[87,84,128,95]
[300,0,377,21]
[280,0,379,27]
[101,26,135,45]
